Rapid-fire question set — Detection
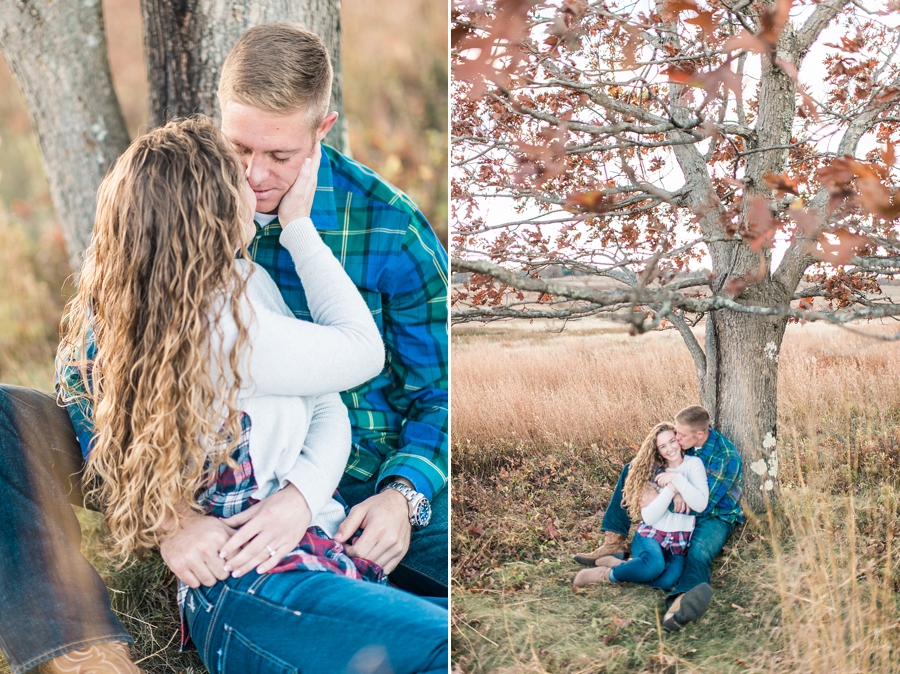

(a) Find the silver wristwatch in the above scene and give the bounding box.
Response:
[381,481,432,530]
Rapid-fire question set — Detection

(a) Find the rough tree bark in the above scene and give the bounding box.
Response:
[0,0,346,267]
[0,0,131,268]
[141,0,348,152]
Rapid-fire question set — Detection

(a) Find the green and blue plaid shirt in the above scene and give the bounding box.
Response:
[248,145,448,501]
[687,428,743,523]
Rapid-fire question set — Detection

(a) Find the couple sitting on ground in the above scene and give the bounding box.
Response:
[573,406,743,631]
[0,22,447,674]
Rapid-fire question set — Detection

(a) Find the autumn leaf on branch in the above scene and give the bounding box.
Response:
[763,171,801,197]
[817,228,870,265]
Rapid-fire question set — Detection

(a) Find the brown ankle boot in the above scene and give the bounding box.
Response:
[37,641,144,673]
[573,531,628,566]
[595,555,626,568]
[573,565,613,587]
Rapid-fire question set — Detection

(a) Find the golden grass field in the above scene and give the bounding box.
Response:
[452,319,900,673]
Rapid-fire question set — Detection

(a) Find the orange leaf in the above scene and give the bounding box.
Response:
[564,191,614,213]
[817,229,869,264]
[543,517,560,540]
[723,30,769,54]
[881,142,897,168]
[726,277,748,295]
[685,10,717,36]
[763,170,800,196]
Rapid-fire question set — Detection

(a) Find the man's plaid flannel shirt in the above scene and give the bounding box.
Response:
[686,428,743,523]
[249,145,448,502]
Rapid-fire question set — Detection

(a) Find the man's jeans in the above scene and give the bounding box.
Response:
[339,474,448,597]
[600,462,737,601]
[0,385,131,674]
[184,570,448,674]
[609,532,685,591]
[599,463,633,537]
[669,515,735,603]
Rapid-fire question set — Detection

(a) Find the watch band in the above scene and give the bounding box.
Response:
[380,481,432,530]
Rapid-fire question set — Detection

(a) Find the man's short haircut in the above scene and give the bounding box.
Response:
[218,22,333,133]
[675,405,710,431]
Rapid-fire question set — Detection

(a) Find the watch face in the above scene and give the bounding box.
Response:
[414,499,432,527]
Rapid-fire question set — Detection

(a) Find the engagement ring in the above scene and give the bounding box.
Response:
[265,545,276,558]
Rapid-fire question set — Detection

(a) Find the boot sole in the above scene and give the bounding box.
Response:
[573,551,626,567]
[663,583,713,631]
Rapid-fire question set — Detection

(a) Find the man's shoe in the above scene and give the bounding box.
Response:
[573,565,613,587]
[37,641,144,673]
[573,531,628,566]
[662,583,713,632]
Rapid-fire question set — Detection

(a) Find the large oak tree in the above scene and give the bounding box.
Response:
[452,0,900,510]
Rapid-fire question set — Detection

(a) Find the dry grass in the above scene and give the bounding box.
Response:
[451,321,900,452]
[452,319,900,673]
[770,486,900,673]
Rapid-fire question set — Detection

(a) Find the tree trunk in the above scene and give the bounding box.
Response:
[141,0,348,153]
[0,0,131,269]
[706,291,788,512]
[1,0,347,267]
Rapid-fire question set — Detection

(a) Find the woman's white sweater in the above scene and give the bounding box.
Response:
[640,455,709,534]
[212,216,384,536]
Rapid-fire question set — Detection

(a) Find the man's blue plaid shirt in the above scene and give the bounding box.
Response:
[247,145,448,502]
[686,428,743,523]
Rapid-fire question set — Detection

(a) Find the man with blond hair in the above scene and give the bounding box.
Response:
[574,405,742,630]
[0,22,447,674]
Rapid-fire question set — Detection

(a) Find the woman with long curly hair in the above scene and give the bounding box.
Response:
[56,117,447,674]
[573,423,709,589]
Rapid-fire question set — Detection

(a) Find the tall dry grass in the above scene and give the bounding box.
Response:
[451,322,900,454]
[767,485,900,673]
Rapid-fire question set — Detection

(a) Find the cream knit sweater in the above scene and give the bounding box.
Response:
[212,216,384,536]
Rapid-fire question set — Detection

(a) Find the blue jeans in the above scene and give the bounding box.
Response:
[601,463,737,600]
[0,384,449,671]
[609,533,685,591]
[339,474,448,597]
[669,515,736,603]
[600,463,633,536]
[0,385,131,674]
[184,570,448,674]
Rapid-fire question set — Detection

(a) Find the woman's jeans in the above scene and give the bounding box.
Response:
[609,533,685,590]
[601,462,737,601]
[184,570,448,674]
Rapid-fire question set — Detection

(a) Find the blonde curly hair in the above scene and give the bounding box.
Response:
[57,117,252,562]
[621,422,678,523]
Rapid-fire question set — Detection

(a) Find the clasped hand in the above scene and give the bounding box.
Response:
[160,483,312,587]
[655,470,679,492]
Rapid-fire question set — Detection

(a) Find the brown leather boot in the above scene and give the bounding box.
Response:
[594,555,626,568]
[573,531,628,566]
[37,641,144,673]
[572,565,613,587]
